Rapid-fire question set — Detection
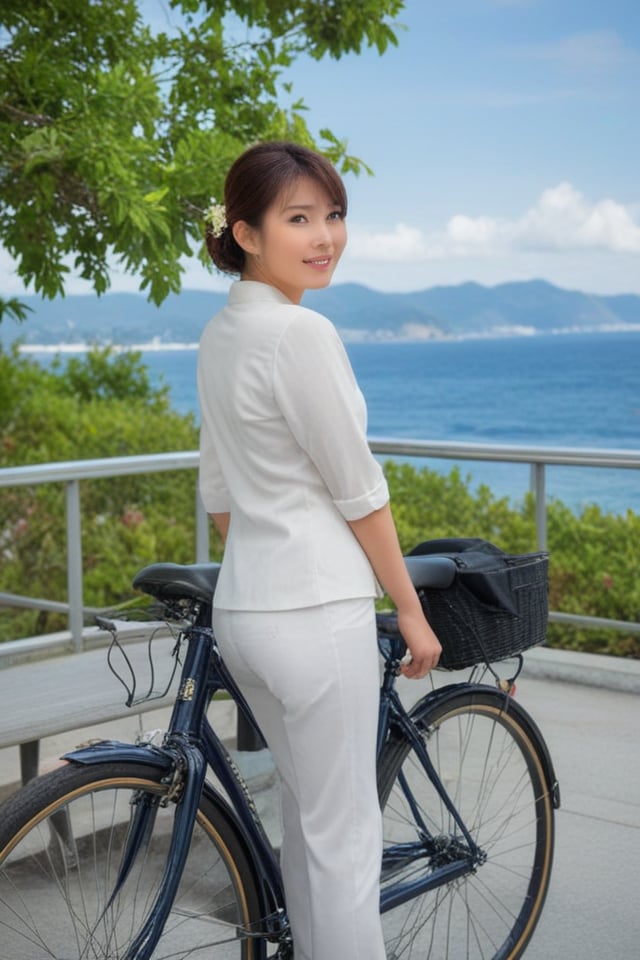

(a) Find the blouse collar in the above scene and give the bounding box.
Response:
[228,280,293,306]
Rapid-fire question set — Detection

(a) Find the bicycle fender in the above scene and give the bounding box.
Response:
[63,739,265,843]
[63,738,279,924]
[63,739,175,772]
[408,683,561,809]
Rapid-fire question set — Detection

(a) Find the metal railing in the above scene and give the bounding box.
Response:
[1,439,639,656]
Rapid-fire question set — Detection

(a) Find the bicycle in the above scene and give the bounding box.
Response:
[0,545,560,959]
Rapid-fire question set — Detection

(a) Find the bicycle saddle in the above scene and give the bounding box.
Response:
[133,562,221,604]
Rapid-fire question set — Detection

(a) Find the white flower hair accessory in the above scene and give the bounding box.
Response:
[204,201,227,238]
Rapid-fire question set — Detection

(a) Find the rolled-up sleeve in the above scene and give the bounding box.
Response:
[273,312,389,521]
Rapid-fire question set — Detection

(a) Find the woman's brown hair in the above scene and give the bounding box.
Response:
[205,141,348,274]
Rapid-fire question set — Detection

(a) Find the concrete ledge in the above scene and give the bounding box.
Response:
[522,646,640,695]
[0,621,174,668]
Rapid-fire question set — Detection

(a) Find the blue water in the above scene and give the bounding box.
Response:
[38,332,640,515]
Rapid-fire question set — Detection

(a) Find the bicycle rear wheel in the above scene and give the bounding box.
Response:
[0,760,265,959]
[378,686,555,960]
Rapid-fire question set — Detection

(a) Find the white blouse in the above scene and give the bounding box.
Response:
[197,280,389,610]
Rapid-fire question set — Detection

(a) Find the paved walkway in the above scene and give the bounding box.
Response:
[507,671,639,959]
[1,648,638,958]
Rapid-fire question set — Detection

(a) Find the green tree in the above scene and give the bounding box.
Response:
[0,0,404,318]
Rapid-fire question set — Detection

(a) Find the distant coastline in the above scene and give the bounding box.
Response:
[18,341,201,354]
[3,280,639,351]
[16,321,640,353]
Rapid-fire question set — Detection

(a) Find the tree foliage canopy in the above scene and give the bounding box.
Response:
[0,0,404,318]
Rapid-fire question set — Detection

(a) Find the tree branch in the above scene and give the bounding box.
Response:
[0,102,54,127]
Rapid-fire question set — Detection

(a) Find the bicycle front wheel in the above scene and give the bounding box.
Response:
[378,686,555,960]
[0,760,264,959]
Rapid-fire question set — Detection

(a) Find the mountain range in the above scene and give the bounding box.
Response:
[2,279,639,347]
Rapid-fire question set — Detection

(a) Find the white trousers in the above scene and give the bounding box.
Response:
[213,599,386,960]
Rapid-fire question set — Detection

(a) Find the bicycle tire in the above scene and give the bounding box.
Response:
[0,759,265,959]
[378,686,555,960]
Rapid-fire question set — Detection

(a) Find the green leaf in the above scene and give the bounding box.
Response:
[0,297,33,324]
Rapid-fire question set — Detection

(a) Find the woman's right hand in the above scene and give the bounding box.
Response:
[396,608,442,679]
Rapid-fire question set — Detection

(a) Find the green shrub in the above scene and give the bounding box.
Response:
[384,461,639,659]
[0,346,224,640]
[1,347,637,656]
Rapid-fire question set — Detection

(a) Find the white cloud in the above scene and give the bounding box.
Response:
[346,223,430,262]
[347,183,640,264]
[515,183,640,252]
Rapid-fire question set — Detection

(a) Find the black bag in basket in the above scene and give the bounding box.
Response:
[409,538,549,670]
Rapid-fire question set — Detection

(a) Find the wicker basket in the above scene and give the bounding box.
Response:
[418,552,549,671]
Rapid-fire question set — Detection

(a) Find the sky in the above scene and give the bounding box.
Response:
[284,0,640,296]
[2,0,639,298]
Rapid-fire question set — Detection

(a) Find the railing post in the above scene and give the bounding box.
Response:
[65,479,84,652]
[195,487,210,563]
[530,462,547,551]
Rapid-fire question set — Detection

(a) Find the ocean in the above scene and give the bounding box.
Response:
[31,331,640,515]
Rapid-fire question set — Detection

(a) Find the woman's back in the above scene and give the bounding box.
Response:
[198,280,386,610]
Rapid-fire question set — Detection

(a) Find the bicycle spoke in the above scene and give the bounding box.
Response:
[0,764,264,959]
[379,691,554,960]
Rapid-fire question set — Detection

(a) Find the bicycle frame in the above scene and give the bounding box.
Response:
[64,612,556,958]
[376,637,487,914]
[66,616,289,959]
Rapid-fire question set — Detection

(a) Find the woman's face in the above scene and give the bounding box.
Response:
[236,176,347,304]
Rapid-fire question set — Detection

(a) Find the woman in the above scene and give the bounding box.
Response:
[197,141,441,960]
